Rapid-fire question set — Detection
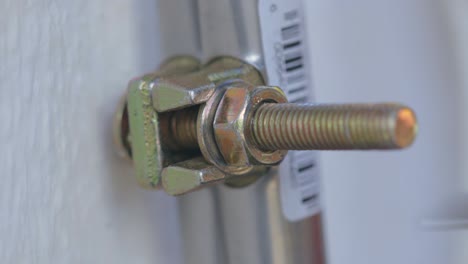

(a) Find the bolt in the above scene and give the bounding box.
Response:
[161,106,200,151]
[115,56,419,194]
[159,102,417,153]
[249,103,417,151]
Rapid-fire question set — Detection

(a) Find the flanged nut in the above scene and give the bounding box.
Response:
[212,81,289,173]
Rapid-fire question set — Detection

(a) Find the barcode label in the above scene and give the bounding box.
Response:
[259,0,321,221]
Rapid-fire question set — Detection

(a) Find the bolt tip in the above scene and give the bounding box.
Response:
[394,107,418,148]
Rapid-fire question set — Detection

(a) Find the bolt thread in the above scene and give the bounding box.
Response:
[167,106,199,150]
[250,103,417,151]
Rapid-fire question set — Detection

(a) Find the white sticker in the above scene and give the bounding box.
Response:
[259,0,321,221]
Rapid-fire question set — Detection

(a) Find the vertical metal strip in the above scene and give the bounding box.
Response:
[156,0,326,263]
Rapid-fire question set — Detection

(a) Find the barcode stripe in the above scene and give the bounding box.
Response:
[286,64,303,72]
[298,162,315,173]
[283,41,301,50]
[285,56,301,64]
[301,194,317,204]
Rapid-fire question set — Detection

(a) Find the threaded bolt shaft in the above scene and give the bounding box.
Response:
[162,102,417,152]
[164,106,200,151]
[250,103,417,151]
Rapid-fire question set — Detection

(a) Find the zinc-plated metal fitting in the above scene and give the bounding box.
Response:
[114,55,418,195]
[213,84,289,167]
[250,103,417,151]
[114,56,266,194]
[114,56,202,188]
[202,81,288,177]
[161,157,226,195]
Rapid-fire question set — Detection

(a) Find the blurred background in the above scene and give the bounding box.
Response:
[1,0,467,263]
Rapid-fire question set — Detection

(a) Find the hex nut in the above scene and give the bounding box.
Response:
[213,82,289,172]
[198,80,254,176]
[213,86,252,167]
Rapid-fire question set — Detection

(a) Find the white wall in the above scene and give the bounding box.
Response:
[1,1,183,263]
[0,0,464,263]
[306,0,463,263]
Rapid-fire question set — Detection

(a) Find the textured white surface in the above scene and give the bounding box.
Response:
[1,1,182,263]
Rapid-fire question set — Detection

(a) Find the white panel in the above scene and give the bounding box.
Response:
[305,0,461,263]
[0,1,182,263]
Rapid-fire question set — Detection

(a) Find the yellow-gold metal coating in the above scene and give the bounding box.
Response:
[115,55,419,195]
[250,103,417,150]
[115,56,202,189]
